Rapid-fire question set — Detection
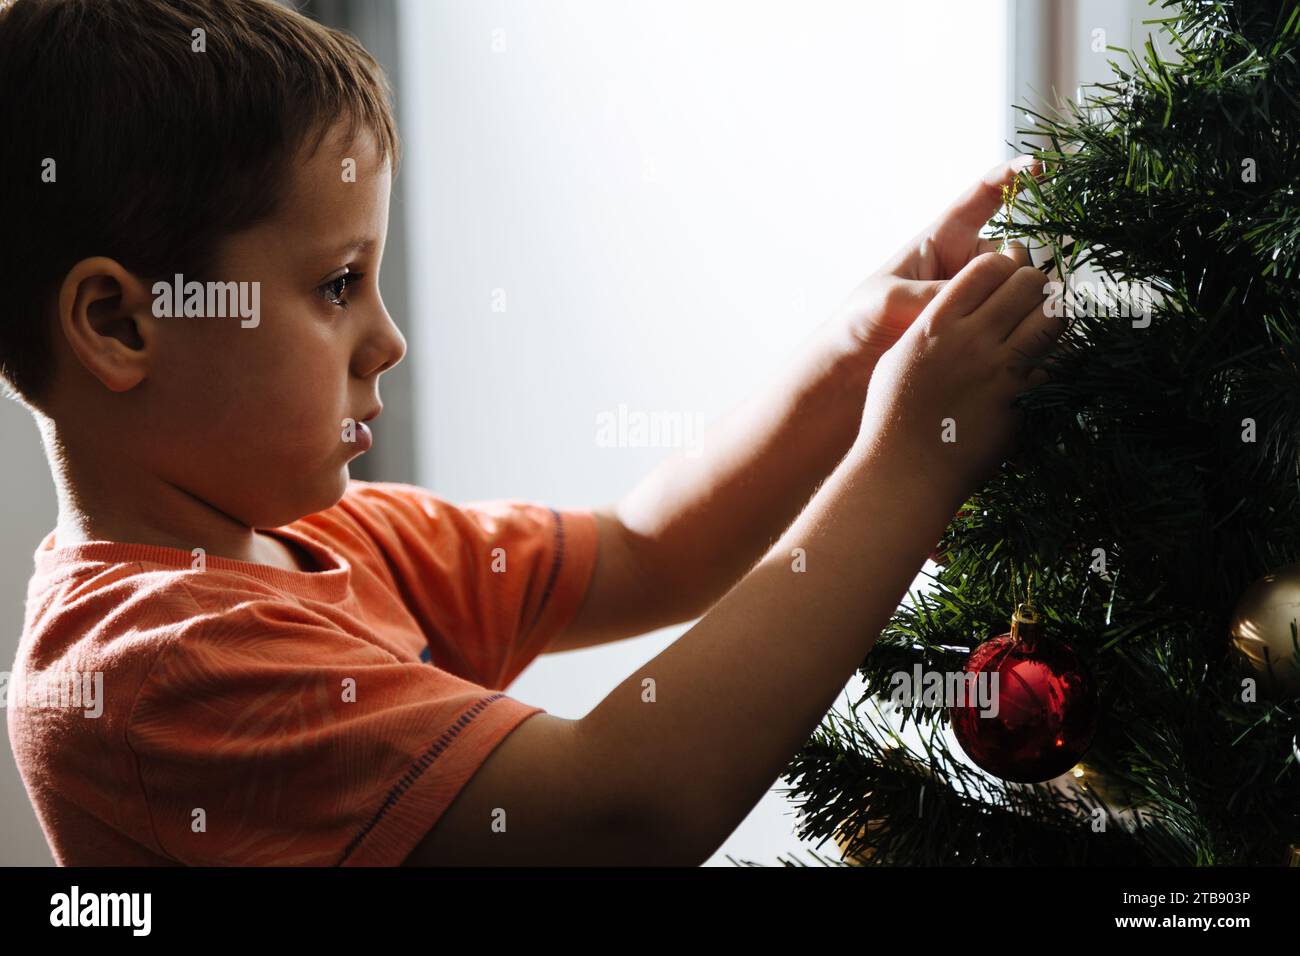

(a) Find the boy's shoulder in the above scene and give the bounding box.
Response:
[323,478,558,531]
[317,478,598,580]
[301,478,514,555]
[11,483,407,684]
[13,537,314,715]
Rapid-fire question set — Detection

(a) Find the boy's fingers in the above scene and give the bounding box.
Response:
[1005,297,1070,364]
[999,239,1031,267]
[975,262,1050,341]
[874,279,947,334]
[1023,367,1052,388]
[927,251,1020,319]
[940,156,1044,235]
[893,278,946,312]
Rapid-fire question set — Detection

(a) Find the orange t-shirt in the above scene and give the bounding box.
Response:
[5,480,598,866]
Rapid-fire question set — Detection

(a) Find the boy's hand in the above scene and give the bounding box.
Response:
[835,155,1043,368]
[855,246,1065,498]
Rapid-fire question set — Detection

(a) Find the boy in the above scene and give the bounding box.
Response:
[1,0,1062,866]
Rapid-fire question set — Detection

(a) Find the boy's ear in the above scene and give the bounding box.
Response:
[57,257,157,393]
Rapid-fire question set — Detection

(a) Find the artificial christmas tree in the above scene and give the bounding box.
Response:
[785,0,1300,865]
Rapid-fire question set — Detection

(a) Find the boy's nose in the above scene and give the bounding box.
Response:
[357,312,407,378]
[376,320,407,375]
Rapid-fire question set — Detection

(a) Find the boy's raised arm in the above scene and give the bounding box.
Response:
[407,250,1064,865]
[548,158,1043,653]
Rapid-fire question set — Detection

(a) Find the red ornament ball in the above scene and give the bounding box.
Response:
[949,605,1098,783]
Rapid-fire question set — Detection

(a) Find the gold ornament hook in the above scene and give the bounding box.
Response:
[1012,569,1042,643]
[1001,171,1022,248]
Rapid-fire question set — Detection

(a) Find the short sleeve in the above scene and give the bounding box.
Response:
[128,602,545,866]
[337,481,599,689]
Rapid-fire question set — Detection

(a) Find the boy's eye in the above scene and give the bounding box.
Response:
[318,272,363,308]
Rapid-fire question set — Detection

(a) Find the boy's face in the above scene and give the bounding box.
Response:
[130,122,406,529]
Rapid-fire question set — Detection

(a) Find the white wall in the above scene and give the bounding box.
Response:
[398,0,1010,865]
[0,401,57,865]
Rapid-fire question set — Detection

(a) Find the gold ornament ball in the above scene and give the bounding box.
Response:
[1043,762,1154,831]
[833,815,888,865]
[1229,561,1300,694]
[1048,762,1133,808]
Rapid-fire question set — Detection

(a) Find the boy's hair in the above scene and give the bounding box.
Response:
[0,0,400,407]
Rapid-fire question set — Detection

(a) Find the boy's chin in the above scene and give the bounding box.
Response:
[316,465,354,511]
[256,467,352,529]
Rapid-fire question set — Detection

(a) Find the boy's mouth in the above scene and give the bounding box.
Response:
[345,406,381,455]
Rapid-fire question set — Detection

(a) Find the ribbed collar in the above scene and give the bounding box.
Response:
[31,522,352,603]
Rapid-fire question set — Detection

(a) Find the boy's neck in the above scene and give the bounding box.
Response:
[41,418,315,574]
